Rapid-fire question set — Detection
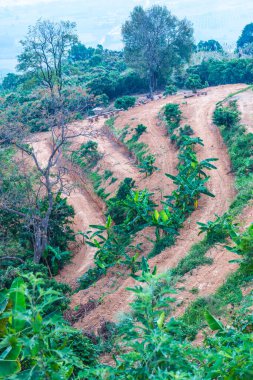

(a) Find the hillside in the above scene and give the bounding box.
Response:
[0,8,252,379]
[29,84,251,332]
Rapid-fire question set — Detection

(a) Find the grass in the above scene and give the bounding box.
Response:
[180,266,252,338]
[216,85,253,106]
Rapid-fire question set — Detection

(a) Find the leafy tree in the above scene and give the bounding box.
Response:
[197,39,223,52]
[68,42,94,61]
[17,19,77,97]
[237,23,253,53]
[186,58,253,87]
[115,95,136,110]
[1,73,21,91]
[185,74,203,93]
[122,5,194,98]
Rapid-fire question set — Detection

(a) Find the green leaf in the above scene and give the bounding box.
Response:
[32,313,43,333]
[0,295,8,314]
[0,359,21,378]
[157,312,165,329]
[160,210,169,222]
[204,310,224,331]
[9,278,26,332]
[153,210,159,222]
[5,345,22,360]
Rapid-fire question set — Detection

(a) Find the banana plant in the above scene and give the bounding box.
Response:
[138,154,158,177]
[151,207,179,242]
[83,216,122,268]
[122,189,156,232]
[225,223,253,266]
[120,252,141,274]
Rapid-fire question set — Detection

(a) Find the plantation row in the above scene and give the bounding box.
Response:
[67,103,218,289]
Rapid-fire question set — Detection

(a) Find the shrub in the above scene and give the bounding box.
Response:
[114,95,136,110]
[164,84,177,95]
[0,274,97,378]
[213,104,240,127]
[164,103,182,131]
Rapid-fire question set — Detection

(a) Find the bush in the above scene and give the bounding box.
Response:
[164,103,182,131]
[114,95,136,110]
[164,84,177,95]
[0,275,97,378]
[213,104,240,127]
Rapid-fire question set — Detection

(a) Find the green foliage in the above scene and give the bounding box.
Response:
[185,74,203,92]
[213,102,240,127]
[1,73,21,91]
[164,84,177,95]
[186,58,253,87]
[197,39,223,52]
[122,5,194,96]
[107,177,136,224]
[0,150,75,275]
[104,169,113,180]
[71,140,102,170]
[114,95,136,110]
[165,137,217,215]
[138,154,158,176]
[78,266,105,290]
[224,223,253,266]
[81,189,156,286]
[164,103,182,131]
[197,213,233,244]
[0,274,97,379]
[237,23,253,51]
[213,101,253,175]
[134,124,147,139]
[171,124,194,148]
[82,258,253,379]
[107,120,158,176]
[68,42,94,62]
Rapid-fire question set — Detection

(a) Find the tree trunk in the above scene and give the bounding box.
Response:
[148,72,154,100]
[33,223,48,264]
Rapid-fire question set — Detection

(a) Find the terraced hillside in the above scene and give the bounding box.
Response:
[29,84,252,333]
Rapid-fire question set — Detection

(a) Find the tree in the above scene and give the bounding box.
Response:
[1,73,21,91]
[185,74,203,93]
[122,5,194,98]
[237,23,253,53]
[68,42,94,61]
[0,100,86,264]
[197,39,223,53]
[17,19,77,97]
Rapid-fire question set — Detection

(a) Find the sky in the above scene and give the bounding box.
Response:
[0,0,252,75]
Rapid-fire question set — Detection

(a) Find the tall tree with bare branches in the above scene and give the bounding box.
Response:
[0,101,86,264]
[17,19,77,97]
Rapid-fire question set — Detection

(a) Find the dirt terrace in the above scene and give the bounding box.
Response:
[30,84,252,331]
